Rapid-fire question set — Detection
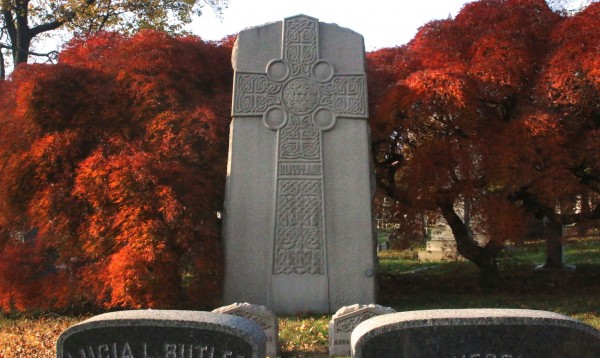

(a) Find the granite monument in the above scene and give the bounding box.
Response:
[223,14,376,314]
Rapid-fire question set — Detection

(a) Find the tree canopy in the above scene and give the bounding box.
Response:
[368,0,600,282]
[0,0,229,78]
[1,0,599,310]
[0,30,233,312]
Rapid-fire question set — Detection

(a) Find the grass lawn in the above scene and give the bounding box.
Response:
[378,237,600,327]
[1,237,599,357]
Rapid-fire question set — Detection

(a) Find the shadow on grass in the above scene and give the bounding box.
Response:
[377,237,600,328]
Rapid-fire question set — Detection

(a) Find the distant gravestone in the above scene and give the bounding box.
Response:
[56,310,267,358]
[351,309,600,358]
[223,14,376,314]
[535,219,576,272]
[329,304,395,357]
[418,220,459,261]
[213,303,279,358]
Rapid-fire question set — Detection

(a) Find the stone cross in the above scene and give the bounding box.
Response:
[233,15,367,276]
[224,14,376,314]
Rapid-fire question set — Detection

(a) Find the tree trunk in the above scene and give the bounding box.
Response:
[0,50,5,80]
[543,217,565,268]
[3,4,65,68]
[8,0,33,66]
[437,198,502,286]
[13,35,32,66]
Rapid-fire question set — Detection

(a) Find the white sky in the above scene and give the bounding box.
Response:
[27,0,592,64]
[14,0,476,75]
[188,0,475,50]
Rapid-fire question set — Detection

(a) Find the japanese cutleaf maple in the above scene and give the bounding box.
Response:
[0,30,232,311]
[368,0,577,283]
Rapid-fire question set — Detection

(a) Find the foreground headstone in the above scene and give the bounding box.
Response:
[56,310,267,358]
[223,14,376,314]
[213,303,279,358]
[351,309,600,358]
[329,304,395,357]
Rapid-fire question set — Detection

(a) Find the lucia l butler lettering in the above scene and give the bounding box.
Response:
[65,342,246,358]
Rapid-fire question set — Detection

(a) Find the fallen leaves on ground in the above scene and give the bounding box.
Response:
[0,315,85,358]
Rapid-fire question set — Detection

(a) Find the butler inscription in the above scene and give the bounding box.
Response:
[56,311,267,358]
[64,342,238,358]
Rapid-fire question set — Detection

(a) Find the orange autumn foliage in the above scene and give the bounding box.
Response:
[368,0,600,281]
[0,30,232,312]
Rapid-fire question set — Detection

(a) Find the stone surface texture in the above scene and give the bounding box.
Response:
[223,14,376,314]
[329,304,395,357]
[213,302,279,358]
[351,308,600,358]
[56,310,267,358]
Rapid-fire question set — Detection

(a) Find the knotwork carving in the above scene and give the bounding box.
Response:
[336,311,378,333]
[284,17,318,77]
[233,74,282,115]
[274,179,323,275]
[230,15,368,276]
[279,115,320,160]
[229,309,272,330]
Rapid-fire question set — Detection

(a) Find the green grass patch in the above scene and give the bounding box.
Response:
[378,249,440,274]
[378,236,600,332]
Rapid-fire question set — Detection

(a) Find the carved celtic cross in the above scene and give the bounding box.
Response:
[232,15,368,275]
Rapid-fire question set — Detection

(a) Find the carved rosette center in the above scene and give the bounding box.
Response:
[283,78,321,115]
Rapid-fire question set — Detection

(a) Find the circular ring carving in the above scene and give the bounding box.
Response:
[312,108,336,131]
[266,59,289,82]
[312,60,334,83]
[263,106,288,130]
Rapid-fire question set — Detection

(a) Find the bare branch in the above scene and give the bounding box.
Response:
[0,42,58,61]
[30,18,65,37]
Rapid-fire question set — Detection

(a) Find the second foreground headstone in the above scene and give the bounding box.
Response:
[223,14,376,314]
[213,303,279,358]
[351,309,600,358]
[329,304,395,356]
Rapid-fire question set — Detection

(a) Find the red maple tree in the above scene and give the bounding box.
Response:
[368,0,588,283]
[0,30,233,311]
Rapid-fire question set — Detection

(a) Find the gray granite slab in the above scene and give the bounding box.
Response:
[351,309,600,358]
[223,14,376,314]
[213,303,279,358]
[56,310,267,358]
[329,304,395,356]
